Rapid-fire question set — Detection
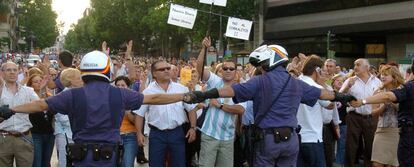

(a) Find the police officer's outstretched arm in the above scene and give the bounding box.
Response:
[8,99,48,114]
[143,93,189,105]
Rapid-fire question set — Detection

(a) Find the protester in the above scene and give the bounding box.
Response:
[331,74,348,166]
[27,74,55,167]
[370,65,404,167]
[340,59,381,167]
[196,37,246,167]
[135,60,198,167]
[54,68,83,167]
[0,62,40,167]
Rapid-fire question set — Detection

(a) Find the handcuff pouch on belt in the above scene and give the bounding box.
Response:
[66,143,87,161]
[272,128,292,143]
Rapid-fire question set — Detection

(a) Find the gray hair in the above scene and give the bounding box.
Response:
[1,62,17,71]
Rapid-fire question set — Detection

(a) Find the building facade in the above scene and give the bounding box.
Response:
[0,0,18,52]
[264,0,414,68]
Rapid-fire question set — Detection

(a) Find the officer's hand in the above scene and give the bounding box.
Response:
[332,92,357,104]
[183,91,206,104]
[0,105,14,120]
[137,133,145,147]
[186,128,196,143]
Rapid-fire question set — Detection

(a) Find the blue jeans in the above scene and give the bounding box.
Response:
[148,126,186,167]
[32,133,55,167]
[121,133,138,167]
[335,125,347,165]
[298,142,326,167]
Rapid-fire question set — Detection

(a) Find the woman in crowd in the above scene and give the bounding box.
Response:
[54,68,83,167]
[27,73,54,167]
[114,76,140,167]
[332,74,347,166]
[371,65,404,167]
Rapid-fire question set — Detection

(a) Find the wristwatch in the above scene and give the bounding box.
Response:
[362,99,367,105]
[219,104,224,109]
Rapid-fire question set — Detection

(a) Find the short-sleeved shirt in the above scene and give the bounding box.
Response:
[200,72,246,141]
[232,66,321,129]
[45,81,144,143]
[391,80,414,122]
[134,81,195,130]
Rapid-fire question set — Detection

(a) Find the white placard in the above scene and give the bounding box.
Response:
[200,0,227,7]
[225,17,253,40]
[167,3,198,29]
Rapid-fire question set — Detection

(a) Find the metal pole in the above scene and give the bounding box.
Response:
[200,2,214,82]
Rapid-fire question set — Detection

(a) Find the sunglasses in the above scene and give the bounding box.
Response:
[222,67,236,71]
[155,67,171,72]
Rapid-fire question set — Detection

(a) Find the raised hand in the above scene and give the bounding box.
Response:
[202,36,211,49]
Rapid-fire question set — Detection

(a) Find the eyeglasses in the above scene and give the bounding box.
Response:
[155,67,171,72]
[222,67,236,71]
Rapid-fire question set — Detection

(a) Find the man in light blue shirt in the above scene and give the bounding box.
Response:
[196,37,245,167]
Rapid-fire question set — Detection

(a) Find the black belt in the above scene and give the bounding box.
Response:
[0,130,30,137]
[350,111,372,119]
[149,124,181,131]
[262,127,293,134]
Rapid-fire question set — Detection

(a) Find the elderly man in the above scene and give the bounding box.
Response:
[0,62,39,167]
[340,59,381,167]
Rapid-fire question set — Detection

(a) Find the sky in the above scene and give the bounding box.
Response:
[52,0,91,35]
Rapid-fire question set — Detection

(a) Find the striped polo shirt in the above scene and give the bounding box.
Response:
[200,72,245,141]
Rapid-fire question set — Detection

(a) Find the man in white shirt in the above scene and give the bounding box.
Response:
[340,58,381,167]
[297,55,335,167]
[0,62,39,167]
[135,60,198,167]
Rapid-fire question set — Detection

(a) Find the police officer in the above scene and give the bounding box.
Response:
[350,58,414,167]
[0,51,193,167]
[185,44,356,166]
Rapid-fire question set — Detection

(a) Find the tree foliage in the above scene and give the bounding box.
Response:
[19,0,58,49]
[64,0,256,56]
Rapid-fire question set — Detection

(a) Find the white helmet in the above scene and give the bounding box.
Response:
[249,45,289,71]
[80,51,111,82]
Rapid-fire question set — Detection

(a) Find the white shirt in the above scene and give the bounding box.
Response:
[134,81,195,130]
[340,75,381,115]
[297,75,331,143]
[321,85,341,125]
[0,83,39,133]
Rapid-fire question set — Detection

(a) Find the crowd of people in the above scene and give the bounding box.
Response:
[0,37,413,167]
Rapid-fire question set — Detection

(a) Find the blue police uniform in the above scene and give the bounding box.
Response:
[45,81,144,167]
[231,66,322,166]
[391,80,414,167]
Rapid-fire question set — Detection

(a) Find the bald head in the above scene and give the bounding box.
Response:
[1,62,18,71]
[1,62,19,83]
[354,58,370,76]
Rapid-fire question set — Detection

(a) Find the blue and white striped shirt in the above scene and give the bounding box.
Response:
[200,72,245,141]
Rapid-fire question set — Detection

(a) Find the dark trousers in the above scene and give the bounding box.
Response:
[182,123,201,167]
[323,125,335,167]
[398,130,414,167]
[254,132,299,167]
[345,112,377,167]
[149,126,186,167]
[298,142,326,167]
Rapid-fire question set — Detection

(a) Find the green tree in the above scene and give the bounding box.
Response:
[19,0,58,49]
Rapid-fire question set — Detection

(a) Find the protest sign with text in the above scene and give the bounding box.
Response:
[225,17,253,40]
[167,3,198,29]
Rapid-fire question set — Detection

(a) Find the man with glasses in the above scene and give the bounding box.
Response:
[135,60,199,167]
[196,37,246,167]
[0,62,40,167]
